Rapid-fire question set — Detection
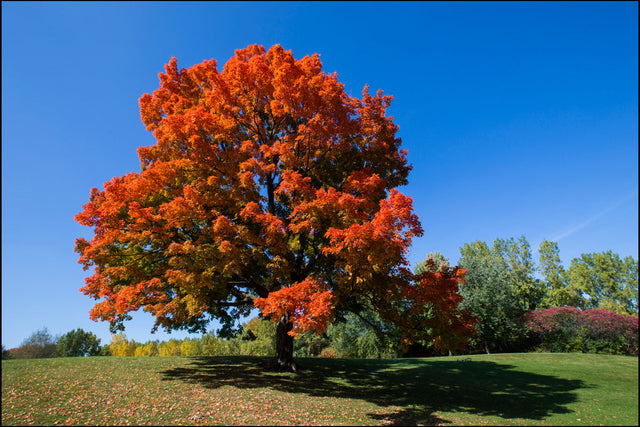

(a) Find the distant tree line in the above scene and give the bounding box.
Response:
[455,236,637,355]
[3,237,637,360]
[3,328,104,360]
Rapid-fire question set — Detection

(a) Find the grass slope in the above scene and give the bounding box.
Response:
[2,353,637,425]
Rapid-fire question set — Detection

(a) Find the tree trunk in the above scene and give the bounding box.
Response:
[269,314,298,372]
[484,340,491,355]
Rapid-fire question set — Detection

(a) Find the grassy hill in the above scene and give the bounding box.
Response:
[2,353,637,425]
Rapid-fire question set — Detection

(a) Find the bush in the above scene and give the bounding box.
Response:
[524,306,638,356]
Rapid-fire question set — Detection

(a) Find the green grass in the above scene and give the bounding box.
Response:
[2,353,637,425]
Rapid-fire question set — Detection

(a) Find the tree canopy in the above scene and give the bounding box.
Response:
[458,244,524,353]
[567,250,638,316]
[74,44,464,369]
[537,239,581,309]
[56,328,101,357]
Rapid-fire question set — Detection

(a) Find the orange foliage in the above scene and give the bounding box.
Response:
[75,44,468,349]
[254,276,334,337]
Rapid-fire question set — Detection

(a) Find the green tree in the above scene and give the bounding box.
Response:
[293,331,331,357]
[537,240,581,308]
[567,251,638,316]
[240,317,276,357]
[461,237,542,312]
[216,339,241,356]
[12,328,58,359]
[458,245,525,354]
[460,241,493,262]
[56,328,101,357]
[98,344,111,356]
[492,236,541,312]
[325,307,400,358]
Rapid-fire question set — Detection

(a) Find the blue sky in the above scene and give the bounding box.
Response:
[2,1,637,350]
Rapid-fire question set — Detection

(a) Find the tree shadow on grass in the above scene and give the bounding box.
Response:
[160,356,588,425]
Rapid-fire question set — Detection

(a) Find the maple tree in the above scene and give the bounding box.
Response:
[75,44,470,370]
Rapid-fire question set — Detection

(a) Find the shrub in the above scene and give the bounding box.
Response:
[524,306,638,356]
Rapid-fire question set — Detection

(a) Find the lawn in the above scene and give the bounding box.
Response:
[2,353,637,425]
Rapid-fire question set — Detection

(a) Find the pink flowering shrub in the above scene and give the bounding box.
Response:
[523,306,638,356]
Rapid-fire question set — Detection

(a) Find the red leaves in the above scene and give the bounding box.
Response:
[323,190,423,272]
[524,306,639,355]
[240,202,286,238]
[75,43,427,343]
[524,306,638,338]
[254,276,334,337]
[388,260,476,353]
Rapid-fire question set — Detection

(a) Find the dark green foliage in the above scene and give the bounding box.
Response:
[2,345,12,360]
[457,254,526,353]
[293,331,331,357]
[55,328,102,357]
[325,309,400,358]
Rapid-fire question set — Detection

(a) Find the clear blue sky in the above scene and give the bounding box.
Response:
[2,1,637,350]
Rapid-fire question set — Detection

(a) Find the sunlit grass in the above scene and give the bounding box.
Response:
[2,353,637,425]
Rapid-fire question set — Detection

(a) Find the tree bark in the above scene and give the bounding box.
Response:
[268,314,299,372]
